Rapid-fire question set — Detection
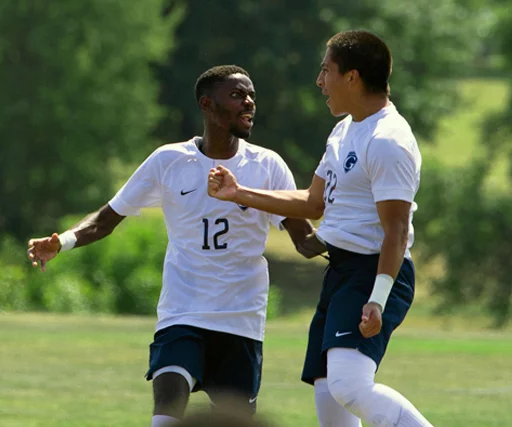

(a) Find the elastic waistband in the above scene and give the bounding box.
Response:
[326,243,374,266]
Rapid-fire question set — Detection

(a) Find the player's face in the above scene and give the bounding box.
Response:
[316,48,353,117]
[209,74,256,138]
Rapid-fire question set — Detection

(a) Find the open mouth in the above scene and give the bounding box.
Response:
[239,112,254,127]
[322,91,330,106]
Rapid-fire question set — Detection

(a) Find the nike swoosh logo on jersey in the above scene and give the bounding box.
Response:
[335,331,352,337]
[180,189,197,195]
[237,204,248,211]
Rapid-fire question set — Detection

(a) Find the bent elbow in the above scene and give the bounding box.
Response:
[310,211,323,220]
[385,222,409,248]
[399,222,409,246]
[309,203,324,220]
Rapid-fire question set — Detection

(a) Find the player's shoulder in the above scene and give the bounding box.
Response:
[371,109,418,153]
[153,139,197,157]
[242,140,288,167]
[146,139,199,167]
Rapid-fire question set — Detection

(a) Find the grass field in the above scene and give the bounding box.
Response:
[421,78,510,165]
[1,312,512,427]
[421,78,511,192]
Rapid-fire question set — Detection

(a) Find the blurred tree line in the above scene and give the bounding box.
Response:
[416,2,512,327]
[0,0,511,323]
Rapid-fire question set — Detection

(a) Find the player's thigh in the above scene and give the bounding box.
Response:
[301,263,354,385]
[323,258,415,368]
[301,296,329,385]
[204,332,263,408]
[322,281,370,354]
[378,258,415,336]
[146,324,206,388]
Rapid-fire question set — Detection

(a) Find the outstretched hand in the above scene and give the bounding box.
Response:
[27,233,61,272]
[359,302,383,338]
[208,165,239,202]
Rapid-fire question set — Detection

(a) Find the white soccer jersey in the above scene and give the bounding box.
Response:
[109,137,296,341]
[315,103,421,257]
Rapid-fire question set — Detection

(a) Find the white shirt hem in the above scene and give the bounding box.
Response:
[155,319,265,342]
[373,189,415,203]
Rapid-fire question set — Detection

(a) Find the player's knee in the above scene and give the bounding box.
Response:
[326,348,376,408]
[327,372,367,408]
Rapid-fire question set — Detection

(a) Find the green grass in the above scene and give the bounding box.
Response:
[421,78,509,164]
[421,78,511,191]
[1,312,512,427]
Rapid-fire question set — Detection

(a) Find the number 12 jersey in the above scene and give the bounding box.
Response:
[109,137,296,341]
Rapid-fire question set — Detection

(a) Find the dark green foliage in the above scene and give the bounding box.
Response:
[156,0,476,184]
[0,0,181,239]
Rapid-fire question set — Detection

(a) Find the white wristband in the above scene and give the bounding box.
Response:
[368,274,394,312]
[58,230,77,252]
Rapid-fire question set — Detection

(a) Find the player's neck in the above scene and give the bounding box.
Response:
[200,128,239,159]
[349,93,390,123]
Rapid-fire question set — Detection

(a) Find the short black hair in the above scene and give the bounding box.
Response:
[195,65,250,105]
[327,30,392,94]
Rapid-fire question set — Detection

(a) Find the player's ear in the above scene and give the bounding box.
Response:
[347,69,359,84]
[199,95,212,113]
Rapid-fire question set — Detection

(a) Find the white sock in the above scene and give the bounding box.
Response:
[152,415,179,427]
[315,378,362,427]
[327,348,433,427]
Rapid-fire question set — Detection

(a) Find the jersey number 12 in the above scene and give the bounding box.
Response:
[202,218,229,250]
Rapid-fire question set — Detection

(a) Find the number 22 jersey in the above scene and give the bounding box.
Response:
[109,137,296,341]
[315,103,422,258]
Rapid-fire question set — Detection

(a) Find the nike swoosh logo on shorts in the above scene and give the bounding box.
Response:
[180,189,197,195]
[249,396,257,404]
[335,331,352,337]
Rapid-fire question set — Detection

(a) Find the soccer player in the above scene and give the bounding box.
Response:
[27,65,318,427]
[207,32,434,427]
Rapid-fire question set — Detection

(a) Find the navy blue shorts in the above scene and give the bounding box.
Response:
[301,244,415,385]
[146,325,262,407]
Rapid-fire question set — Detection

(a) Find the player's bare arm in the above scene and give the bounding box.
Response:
[27,204,125,272]
[359,199,410,338]
[208,165,326,220]
[376,199,411,278]
[298,231,328,259]
[281,218,327,259]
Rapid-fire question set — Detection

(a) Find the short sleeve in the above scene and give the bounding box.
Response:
[109,149,162,216]
[268,153,298,229]
[367,137,419,203]
[315,152,327,180]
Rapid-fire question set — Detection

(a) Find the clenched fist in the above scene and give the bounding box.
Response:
[208,165,239,202]
[359,302,383,338]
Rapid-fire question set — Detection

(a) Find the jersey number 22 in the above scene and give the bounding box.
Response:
[324,170,337,204]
